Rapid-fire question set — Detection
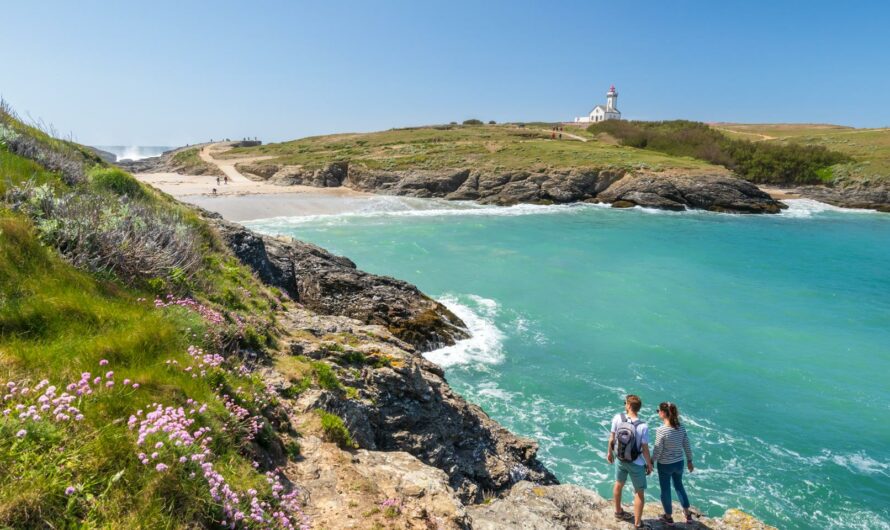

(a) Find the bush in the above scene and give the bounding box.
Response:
[462,119,483,126]
[316,409,356,449]
[587,120,852,184]
[89,166,146,199]
[488,120,497,125]
[6,183,202,287]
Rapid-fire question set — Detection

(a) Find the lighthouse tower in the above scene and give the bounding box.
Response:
[606,85,618,111]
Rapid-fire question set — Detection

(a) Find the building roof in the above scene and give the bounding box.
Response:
[590,105,621,114]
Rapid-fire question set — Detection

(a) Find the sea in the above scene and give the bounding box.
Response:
[245,198,890,529]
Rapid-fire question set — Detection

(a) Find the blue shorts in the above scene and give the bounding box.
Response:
[615,460,647,491]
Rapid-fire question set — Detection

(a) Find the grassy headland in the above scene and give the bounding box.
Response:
[222,124,721,174]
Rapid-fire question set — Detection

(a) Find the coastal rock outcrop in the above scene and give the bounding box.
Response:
[467,481,777,530]
[794,183,890,212]
[238,162,348,187]
[595,172,784,213]
[273,306,557,505]
[241,162,786,213]
[205,212,469,351]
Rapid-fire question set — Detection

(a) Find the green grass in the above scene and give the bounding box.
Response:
[0,212,275,527]
[222,124,717,174]
[713,123,890,185]
[316,410,356,449]
[170,147,219,175]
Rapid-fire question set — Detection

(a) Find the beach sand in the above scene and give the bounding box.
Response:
[759,186,802,200]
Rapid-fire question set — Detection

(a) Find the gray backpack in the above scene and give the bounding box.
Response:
[615,413,642,462]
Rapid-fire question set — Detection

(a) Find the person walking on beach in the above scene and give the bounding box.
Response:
[607,395,653,529]
[652,402,695,526]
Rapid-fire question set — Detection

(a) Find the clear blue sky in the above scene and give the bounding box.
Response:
[2,1,888,145]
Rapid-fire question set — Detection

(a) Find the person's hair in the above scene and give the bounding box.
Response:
[659,402,681,428]
[625,394,642,413]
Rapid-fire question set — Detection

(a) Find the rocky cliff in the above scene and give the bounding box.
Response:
[236,162,786,214]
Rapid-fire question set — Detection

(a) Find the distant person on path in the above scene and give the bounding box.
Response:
[216,176,220,186]
[211,187,217,195]
[223,175,229,184]
[652,402,695,526]
[607,394,653,529]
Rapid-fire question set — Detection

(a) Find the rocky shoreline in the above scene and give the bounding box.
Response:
[202,211,775,529]
[236,161,787,214]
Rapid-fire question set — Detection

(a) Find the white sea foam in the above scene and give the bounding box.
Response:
[779,198,878,218]
[95,145,171,162]
[423,294,505,368]
[246,199,598,227]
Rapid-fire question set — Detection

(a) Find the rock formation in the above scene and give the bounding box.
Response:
[236,161,786,214]
[205,212,469,352]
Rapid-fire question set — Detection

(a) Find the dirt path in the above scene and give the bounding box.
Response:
[711,127,776,141]
[199,143,276,183]
[537,128,588,142]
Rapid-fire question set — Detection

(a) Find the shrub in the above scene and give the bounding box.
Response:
[6,183,202,287]
[587,120,852,184]
[89,166,146,199]
[462,119,484,126]
[488,120,497,125]
[316,409,356,448]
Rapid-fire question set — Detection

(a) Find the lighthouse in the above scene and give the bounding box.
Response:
[573,84,623,123]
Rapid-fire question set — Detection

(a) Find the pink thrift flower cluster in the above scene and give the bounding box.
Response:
[129,401,307,528]
[154,295,226,325]
[2,360,138,439]
[220,394,262,440]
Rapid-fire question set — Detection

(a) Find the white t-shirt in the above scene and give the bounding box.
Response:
[611,413,649,466]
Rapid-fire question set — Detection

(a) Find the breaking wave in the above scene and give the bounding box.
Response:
[424,294,505,368]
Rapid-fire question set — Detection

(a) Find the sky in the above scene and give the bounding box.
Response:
[2,0,889,145]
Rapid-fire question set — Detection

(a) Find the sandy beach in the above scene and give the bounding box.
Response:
[759,186,803,200]
[134,142,376,220]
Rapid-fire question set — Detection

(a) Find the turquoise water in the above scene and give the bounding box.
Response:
[246,199,890,529]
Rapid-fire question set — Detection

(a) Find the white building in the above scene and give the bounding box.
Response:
[574,85,621,123]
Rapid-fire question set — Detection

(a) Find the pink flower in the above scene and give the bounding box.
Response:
[122,379,131,386]
[15,429,26,438]
[132,383,140,389]
[105,371,114,379]
[106,381,114,388]
[99,359,109,366]
[65,486,76,495]
[155,463,168,472]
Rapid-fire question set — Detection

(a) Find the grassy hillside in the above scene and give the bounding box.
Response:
[713,123,890,185]
[222,124,721,174]
[0,106,312,527]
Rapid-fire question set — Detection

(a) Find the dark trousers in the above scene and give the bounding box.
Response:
[657,461,690,515]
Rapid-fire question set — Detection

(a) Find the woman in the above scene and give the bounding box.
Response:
[651,402,694,526]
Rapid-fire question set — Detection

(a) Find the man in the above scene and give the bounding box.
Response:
[607,394,653,529]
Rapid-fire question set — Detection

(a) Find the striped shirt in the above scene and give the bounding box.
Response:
[652,424,693,465]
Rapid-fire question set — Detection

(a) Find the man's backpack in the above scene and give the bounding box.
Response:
[614,413,642,463]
